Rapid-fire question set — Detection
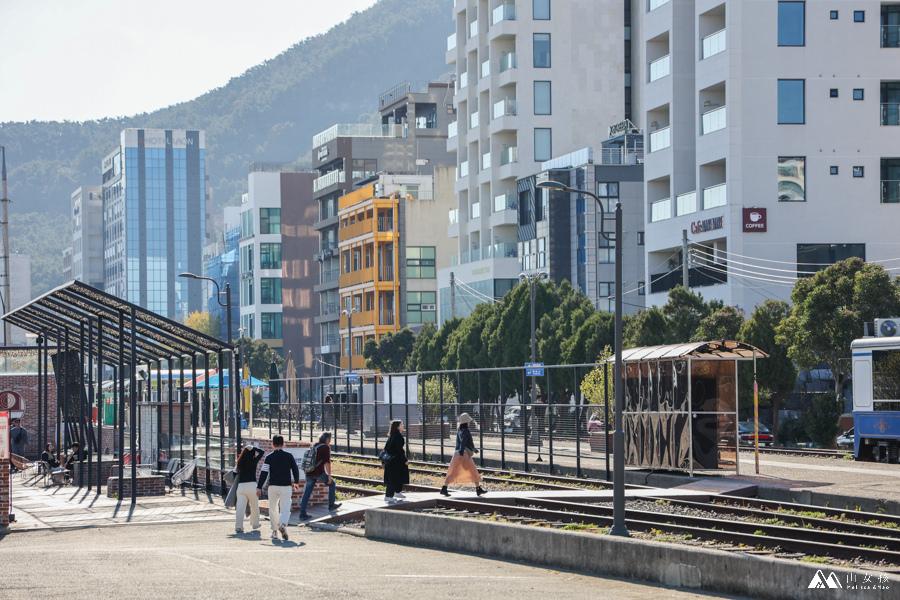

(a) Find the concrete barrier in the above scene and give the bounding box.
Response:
[365,508,894,600]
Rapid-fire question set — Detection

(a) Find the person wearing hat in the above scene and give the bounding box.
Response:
[440,413,486,497]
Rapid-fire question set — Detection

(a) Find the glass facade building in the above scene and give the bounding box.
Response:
[102,129,207,321]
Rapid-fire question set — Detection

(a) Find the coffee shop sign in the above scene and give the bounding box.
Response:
[690,216,724,235]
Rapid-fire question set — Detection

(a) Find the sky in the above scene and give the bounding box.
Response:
[0,0,379,123]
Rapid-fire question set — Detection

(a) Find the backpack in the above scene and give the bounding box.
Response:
[299,443,323,473]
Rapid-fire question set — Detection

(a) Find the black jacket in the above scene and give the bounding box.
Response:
[257,449,300,488]
[382,432,409,487]
[235,447,265,484]
[455,425,477,455]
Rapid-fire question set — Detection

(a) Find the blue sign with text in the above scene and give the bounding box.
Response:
[525,362,544,377]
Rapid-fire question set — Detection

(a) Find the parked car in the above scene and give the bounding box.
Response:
[836,428,855,449]
[738,421,774,447]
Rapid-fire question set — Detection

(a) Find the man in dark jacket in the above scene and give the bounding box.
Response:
[256,435,300,540]
[298,432,341,519]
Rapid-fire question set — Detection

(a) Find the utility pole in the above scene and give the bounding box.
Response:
[1,147,11,346]
[450,271,456,319]
[682,229,689,290]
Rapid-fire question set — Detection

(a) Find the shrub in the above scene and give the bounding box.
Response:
[806,392,844,449]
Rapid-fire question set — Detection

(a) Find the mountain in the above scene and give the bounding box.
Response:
[0,0,453,297]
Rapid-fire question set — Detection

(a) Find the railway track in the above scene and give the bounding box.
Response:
[755,447,851,458]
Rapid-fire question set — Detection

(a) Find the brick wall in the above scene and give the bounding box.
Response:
[71,459,116,485]
[0,374,59,460]
[0,456,9,531]
[106,475,166,498]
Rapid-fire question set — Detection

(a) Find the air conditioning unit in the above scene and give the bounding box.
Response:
[876,318,900,337]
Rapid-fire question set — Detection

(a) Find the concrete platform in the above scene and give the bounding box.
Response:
[673,478,758,498]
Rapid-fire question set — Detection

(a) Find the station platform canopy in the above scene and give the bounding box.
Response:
[618,341,768,363]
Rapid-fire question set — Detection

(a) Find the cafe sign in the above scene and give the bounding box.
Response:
[690,215,724,235]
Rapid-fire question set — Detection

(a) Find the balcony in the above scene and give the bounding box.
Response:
[500,147,518,165]
[649,127,671,152]
[701,106,726,134]
[494,192,517,212]
[492,3,516,25]
[482,152,491,170]
[380,264,394,282]
[341,310,375,329]
[457,242,518,264]
[318,267,340,285]
[702,183,727,210]
[649,0,670,10]
[649,55,670,82]
[340,266,376,288]
[499,53,517,72]
[460,160,469,178]
[883,25,900,48]
[449,121,458,137]
[882,103,900,126]
[702,29,726,59]
[469,20,478,38]
[650,198,672,222]
[380,310,395,326]
[676,191,697,216]
[312,123,404,147]
[460,72,468,89]
[883,180,900,204]
[599,147,644,165]
[493,98,517,119]
[470,111,480,129]
[377,216,394,232]
[481,59,490,78]
[320,301,340,317]
[447,32,457,51]
[449,208,459,224]
[471,202,481,219]
[313,170,345,192]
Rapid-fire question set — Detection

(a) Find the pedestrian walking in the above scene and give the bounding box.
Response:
[9,419,28,470]
[232,444,264,534]
[440,413,487,497]
[382,420,409,502]
[298,432,341,520]
[256,435,300,541]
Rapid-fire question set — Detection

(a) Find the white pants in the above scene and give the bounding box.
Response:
[267,485,293,531]
[235,482,260,530]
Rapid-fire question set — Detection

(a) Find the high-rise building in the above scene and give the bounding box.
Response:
[639,1,900,311]
[311,81,457,376]
[101,129,208,321]
[204,206,240,343]
[9,254,32,346]
[238,164,317,365]
[441,0,633,320]
[71,185,103,289]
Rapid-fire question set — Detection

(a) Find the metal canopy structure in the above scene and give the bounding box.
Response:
[618,341,769,362]
[1,280,237,503]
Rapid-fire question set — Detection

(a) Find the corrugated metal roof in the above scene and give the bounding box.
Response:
[615,340,768,362]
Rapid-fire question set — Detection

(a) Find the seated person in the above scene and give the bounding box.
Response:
[63,442,82,477]
[41,442,61,468]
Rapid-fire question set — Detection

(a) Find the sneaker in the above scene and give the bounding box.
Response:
[298,513,310,520]
[271,530,279,540]
[393,492,406,499]
[384,496,395,503]
[278,523,288,540]
[252,522,261,530]
[328,503,342,511]
[235,528,244,534]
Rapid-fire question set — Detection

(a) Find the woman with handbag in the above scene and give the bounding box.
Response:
[232,444,264,533]
[440,413,486,497]
[382,420,410,502]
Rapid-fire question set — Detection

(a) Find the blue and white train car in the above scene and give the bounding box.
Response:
[850,328,900,463]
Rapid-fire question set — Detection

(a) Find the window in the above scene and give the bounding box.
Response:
[241,314,254,339]
[260,313,282,339]
[853,89,865,101]
[259,208,281,234]
[534,81,551,114]
[240,245,254,272]
[537,238,546,268]
[534,128,552,162]
[854,10,864,23]
[830,166,839,175]
[597,182,618,213]
[536,188,548,221]
[260,278,282,304]
[352,158,377,181]
[830,10,838,20]
[406,247,436,278]
[533,34,551,68]
[576,197,585,215]
[259,243,282,269]
[240,278,254,307]
[830,88,839,98]
[597,282,613,312]
[523,241,533,271]
[778,157,806,201]
[533,0,550,20]
[407,291,437,324]
[853,166,865,178]
[638,280,646,296]
[241,209,254,238]
[778,79,805,124]
[597,233,614,263]
[637,231,645,245]
[342,251,350,274]
[797,244,865,276]
[883,158,900,203]
[778,2,805,46]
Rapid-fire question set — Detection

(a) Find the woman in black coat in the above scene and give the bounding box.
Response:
[382,420,410,502]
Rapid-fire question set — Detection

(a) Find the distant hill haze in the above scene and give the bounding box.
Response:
[0,0,452,298]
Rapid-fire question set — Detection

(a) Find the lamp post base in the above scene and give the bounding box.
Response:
[609,525,630,537]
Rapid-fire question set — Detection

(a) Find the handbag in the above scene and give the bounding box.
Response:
[378,451,393,464]
[224,469,236,485]
[224,478,239,509]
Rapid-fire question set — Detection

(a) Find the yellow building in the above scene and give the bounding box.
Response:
[337,183,400,371]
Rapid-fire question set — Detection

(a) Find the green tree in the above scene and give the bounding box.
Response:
[412,318,461,372]
[422,375,457,421]
[805,392,844,448]
[692,306,744,342]
[738,300,797,438]
[777,258,900,397]
[238,338,283,382]
[362,328,415,373]
[579,346,613,422]
[624,307,668,348]
[663,285,722,344]
[184,310,222,340]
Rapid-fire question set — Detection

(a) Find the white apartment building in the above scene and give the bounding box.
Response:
[71,185,103,289]
[639,1,900,312]
[440,0,633,320]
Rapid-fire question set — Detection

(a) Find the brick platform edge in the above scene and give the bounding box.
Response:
[365,509,894,600]
[107,475,166,498]
[0,457,9,533]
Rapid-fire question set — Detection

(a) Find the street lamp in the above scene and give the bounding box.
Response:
[179,272,238,445]
[536,179,629,537]
[519,270,548,461]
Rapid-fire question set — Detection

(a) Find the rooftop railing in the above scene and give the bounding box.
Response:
[313,123,405,148]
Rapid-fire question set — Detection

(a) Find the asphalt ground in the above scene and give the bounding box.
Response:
[0,521,746,600]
